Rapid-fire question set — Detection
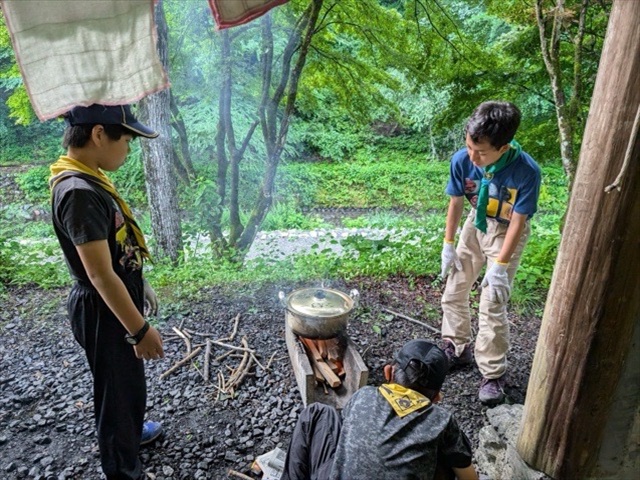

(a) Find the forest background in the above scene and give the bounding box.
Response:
[0,0,611,312]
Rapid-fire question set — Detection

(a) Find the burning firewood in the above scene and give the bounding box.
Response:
[298,336,342,388]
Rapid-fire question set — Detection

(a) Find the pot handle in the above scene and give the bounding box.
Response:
[278,291,287,308]
[349,289,360,307]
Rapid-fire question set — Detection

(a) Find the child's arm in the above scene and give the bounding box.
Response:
[76,239,164,360]
[445,196,465,242]
[495,211,528,264]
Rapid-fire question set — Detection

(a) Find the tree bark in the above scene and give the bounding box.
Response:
[517,1,640,477]
[139,0,183,264]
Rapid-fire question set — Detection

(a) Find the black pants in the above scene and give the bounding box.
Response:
[282,403,342,480]
[68,281,146,480]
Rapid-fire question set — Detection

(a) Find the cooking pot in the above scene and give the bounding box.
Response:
[279,287,359,339]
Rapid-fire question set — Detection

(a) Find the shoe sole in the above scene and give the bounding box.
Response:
[140,429,163,446]
[479,395,504,406]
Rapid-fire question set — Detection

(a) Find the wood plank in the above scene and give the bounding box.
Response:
[310,356,341,388]
[300,336,323,362]
[285,316,315,407]
[316,339,328,359]
[310,361,325,384]
[327,339,341,363]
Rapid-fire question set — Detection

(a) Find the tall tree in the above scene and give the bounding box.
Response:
[517,0,640,475]
[138,0,183,263]
[207,0,324,257]
[534,0,597,189]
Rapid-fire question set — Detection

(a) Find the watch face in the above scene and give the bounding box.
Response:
[125,336,138,345]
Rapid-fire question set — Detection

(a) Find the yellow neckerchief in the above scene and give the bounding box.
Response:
[378,383,431,418]
[49,155,151,261]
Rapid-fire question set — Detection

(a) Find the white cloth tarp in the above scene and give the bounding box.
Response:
[0,0,169,120]
[208,0,289,30]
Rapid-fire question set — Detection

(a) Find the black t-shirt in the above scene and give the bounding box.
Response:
[51,175,143,287]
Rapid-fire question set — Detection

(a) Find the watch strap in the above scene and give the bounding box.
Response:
[125,321,150,345]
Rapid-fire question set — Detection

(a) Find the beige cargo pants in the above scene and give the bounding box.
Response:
[441,210,530,379]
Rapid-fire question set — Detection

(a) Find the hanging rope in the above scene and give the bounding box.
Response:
[605,103,640,193]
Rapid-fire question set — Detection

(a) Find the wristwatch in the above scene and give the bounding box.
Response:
[125,321,150,345]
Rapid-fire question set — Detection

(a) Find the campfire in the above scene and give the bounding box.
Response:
[298,335,346,389]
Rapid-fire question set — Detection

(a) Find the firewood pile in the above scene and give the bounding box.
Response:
[160,314,278,400]
[298,336,345,390]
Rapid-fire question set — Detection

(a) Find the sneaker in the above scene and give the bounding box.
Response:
[478,377,506,406]
[140,421,163,446]
[442,341,473,370]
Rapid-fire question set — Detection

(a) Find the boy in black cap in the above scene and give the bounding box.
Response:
[49,104,164,480]
[282,339,478,480]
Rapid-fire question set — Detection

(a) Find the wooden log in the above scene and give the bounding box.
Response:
[310,356,341,388]
[316,339,328,359]
[326,339,341,363]
[325,358,340,374]
[382,307,440,335]
[203,339,211,384]
[300,336,323,362]
[517,2,640,477]
[310,361,325,384]
[159,346,202,380]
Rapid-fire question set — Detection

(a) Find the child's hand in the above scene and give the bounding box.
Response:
[143,279,158,316]
[441,242,462,278]
[480,262,510,303]
[134,325,164,360]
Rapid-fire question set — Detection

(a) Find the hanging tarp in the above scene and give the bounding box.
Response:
[0,0,169,120]
[208,0,289,30]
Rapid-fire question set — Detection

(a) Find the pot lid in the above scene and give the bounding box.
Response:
[286,288,354,318]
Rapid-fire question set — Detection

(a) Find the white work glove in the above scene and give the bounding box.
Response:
[480,262,510,303]
[143,278,158,316]
[441,242,462,278]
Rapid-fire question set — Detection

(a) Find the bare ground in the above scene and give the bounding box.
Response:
[0,276,541,479]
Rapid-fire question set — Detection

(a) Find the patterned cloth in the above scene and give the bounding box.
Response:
[0,0,169,120]
[330,386,473,479]
[445,147,541,224]
[208,0,290,29]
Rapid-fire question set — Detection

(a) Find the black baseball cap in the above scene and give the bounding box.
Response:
[395,339,448,391]
[65,104,158,138]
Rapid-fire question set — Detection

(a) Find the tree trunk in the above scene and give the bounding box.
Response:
[535,0,589,191]
[139,0,183,264]
[237,0,324,251]
[209,0,324,257]
[517,1,640,477]
[169,91,195,182]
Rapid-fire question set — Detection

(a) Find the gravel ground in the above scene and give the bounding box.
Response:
[0,276,541,479]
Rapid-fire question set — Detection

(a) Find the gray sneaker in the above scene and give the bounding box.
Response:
[442,341,473,370]
[478,377,506,406]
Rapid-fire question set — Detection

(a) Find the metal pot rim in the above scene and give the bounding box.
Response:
[284,287,355,319]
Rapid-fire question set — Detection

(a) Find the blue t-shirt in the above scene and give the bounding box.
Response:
[445,148,541,223]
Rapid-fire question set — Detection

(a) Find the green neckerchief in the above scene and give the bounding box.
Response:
[49,155,152,261]
[475,139,522,233]
[378,383,431,418]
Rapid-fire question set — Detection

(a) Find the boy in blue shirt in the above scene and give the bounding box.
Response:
[440,101,541,405]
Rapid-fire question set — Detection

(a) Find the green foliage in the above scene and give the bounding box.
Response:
[0,237,70,288]
[280,150,450,210]
[261,201,329,231]
[109,145,148,207]
[15,165,50,203]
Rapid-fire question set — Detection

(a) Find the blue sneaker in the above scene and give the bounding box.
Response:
[140,421,163,446]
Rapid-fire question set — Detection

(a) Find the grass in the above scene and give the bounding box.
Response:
[1,147,566,311]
